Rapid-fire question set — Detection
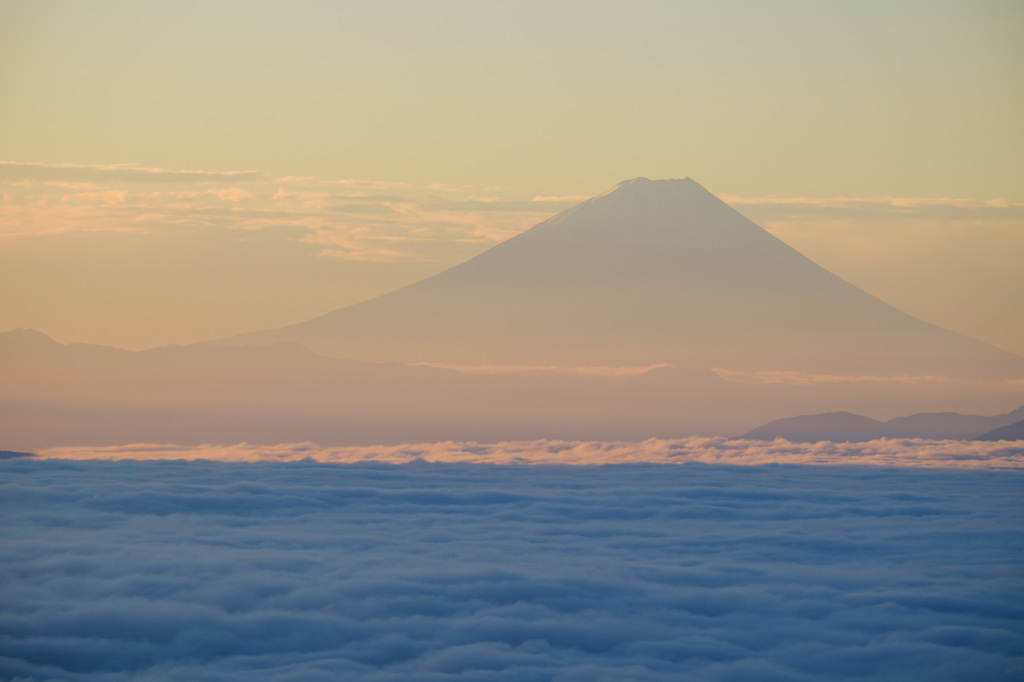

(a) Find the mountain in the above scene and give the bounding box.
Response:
[885,407,1024,439]
[225,178,1023,379]
[976,419,1024,441]
[743,405,1024,442]
[742,412,886,442]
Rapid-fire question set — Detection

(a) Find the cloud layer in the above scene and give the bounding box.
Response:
[1,459,1022,681]
[37,437,1024,470]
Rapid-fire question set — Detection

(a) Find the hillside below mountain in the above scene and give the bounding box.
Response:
[5,329,1022,451]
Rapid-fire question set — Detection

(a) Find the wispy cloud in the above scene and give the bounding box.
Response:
[420,363,673,376]
[721,192,1024,222]
[0,160,267,184]
[712,369,952,386]
[0,161,554,261]
[533,194,590,202]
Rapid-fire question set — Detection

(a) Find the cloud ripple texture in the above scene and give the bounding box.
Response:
[35,436,1024,469]
[1,459,1022,681]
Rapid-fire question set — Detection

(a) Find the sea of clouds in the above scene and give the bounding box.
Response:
[2,445,1023,680]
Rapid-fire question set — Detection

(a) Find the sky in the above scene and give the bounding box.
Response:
[1,0,1022,353]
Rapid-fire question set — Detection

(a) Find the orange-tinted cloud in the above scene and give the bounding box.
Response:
[0,161,556,260]
[37,437,1024,470]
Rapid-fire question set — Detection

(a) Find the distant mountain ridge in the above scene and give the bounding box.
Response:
[224,178,1023,380]
[743,405,1024,442]
[0,328,736,450]
[976,419,1024,441]
[6,328,1021,451]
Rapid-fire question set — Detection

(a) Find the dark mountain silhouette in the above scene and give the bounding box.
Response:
[743,405,1024,442]
[225,178,1023,379]
[885,407,1024,439]
[742,412,887,442]
[976,419,1024,441]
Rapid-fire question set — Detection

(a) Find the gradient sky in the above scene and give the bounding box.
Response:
[2,0,1022,353]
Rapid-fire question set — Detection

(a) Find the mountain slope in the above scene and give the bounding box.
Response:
[743,405,1024,442]
[976,419,1024,441]
[743,412,887,442]
[885,406,1024,439]
[226,178,1022,378]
